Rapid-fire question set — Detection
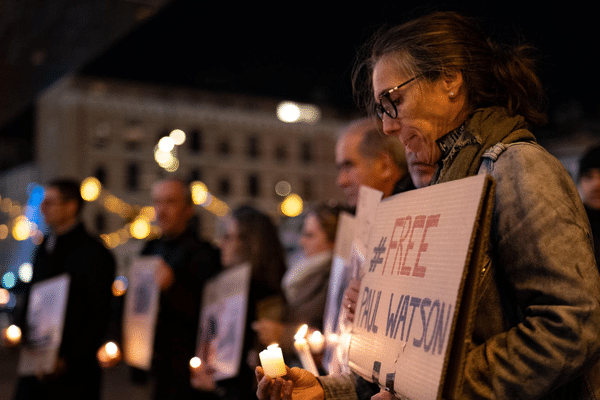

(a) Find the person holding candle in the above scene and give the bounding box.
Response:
[191,205,287,400]
[11,178,116,400]
[252,202,347,372]
[256,10,600,400]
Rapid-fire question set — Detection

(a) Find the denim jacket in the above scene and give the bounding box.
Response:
[319,113,600,399]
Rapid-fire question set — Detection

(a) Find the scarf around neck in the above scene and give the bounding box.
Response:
[433,107,536,184]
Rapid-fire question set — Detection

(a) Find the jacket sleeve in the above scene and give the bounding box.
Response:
[462,143,600,399]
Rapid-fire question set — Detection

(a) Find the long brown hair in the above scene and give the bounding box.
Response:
[231,206,286,294]
[352,11,547,126]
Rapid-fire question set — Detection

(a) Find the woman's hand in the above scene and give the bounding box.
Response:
[256,365,324,400]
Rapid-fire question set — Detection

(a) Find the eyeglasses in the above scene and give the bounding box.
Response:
[375,76,418,120]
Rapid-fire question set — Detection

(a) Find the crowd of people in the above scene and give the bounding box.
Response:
[3,9,600,400]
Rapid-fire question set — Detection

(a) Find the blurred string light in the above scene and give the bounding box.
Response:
[112,275,128,297]
[280,193,303,217]
[0,288,10,305]
[18,262,33,283]
[154,129,187,172]
[276,101,321,124]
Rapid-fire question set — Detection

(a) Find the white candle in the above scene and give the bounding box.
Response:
[259,344,286,377]
[294,325,319,376]
[308,330,324,354]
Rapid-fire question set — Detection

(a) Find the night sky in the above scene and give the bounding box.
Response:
[80,0,600,118]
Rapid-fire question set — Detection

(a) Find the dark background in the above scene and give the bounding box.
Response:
[1,0,598,170]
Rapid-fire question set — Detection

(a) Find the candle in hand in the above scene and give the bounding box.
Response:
[294,324,319,376]
[259,344,286,377]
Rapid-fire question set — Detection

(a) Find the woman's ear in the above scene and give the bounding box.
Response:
[442,70,463,99]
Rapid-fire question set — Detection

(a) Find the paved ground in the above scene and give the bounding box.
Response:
[0,347,154,400]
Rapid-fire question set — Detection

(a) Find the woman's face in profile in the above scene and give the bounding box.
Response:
[219,218,245,268]
[372,56,458,168]
[299,213,332,257]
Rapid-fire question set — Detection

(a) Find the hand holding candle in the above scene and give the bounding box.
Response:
[259,343,286,377]
[294,324,319,376]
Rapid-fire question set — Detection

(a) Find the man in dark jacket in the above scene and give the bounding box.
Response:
[578,144,600,265]
[141,177,221,400]
[13,178,116,400]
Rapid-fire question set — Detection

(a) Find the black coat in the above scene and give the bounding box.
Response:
[14,223,116,400]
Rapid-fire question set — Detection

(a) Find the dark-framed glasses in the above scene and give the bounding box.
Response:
[375,76,418,120]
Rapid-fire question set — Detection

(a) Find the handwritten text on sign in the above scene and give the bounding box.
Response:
[347,174,490,400]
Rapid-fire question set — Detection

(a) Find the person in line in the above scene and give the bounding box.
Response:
[252,202,347,369]
[257,10,600,400]
[336,118,426,209]
[577,144,600,265]
[191,205,287,400]
[13,178,116,400]
[140,177,221,400]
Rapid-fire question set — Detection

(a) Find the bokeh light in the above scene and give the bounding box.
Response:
[112,275,128,297]
[190,181,209,205]
[81,177,102,202]
[280,193,303,217]
[18,262,33,283]
[5,324,22,345]
[170,129,186,145]
[130,216,151,239]
[12,215,32,241]
[2,272,16,289]
[0,288,10,305]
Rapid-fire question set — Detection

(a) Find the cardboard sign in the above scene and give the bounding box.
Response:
[322,211,355,374]
[194,263,252,381]
[348,174,494,400]
[122,256,161,370]
[18,273,70,376]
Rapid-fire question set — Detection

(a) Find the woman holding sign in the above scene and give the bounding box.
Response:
[192,205,287,400]
[256,10,600,400]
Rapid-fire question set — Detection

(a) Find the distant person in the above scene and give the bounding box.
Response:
[13,178,116,400]
[578,144,600,264]
[335,118,435,209]
[140,178,221,400]
[252,202,346,366]
[191,205,287,400]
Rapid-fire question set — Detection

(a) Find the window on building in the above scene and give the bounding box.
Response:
[93,122,111,148]
[126,162,139,191]
[95,212,106,233]
[218,177,231,196]
[189,129,203,153]
[248,174,260,197]
[247,135,260,159]
[94,166,107,185]
[300,141,313,163]
[218,138,231,156]
[190,169,203,183]
[302,178,313,201]
[275,143,288,162]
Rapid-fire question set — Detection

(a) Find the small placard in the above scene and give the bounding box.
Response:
[194,263,252,381]
[122,256,161,370]
[18,273,71,376]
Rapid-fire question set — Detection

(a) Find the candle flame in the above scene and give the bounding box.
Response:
[294,324,308,341]
[190,356,201,368]
[267,343,280,350]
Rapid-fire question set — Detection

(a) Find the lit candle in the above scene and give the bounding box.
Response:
[189,356,201,369]
[308,330,324,354]
[259,344,286,377]
[294,325,319,376]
